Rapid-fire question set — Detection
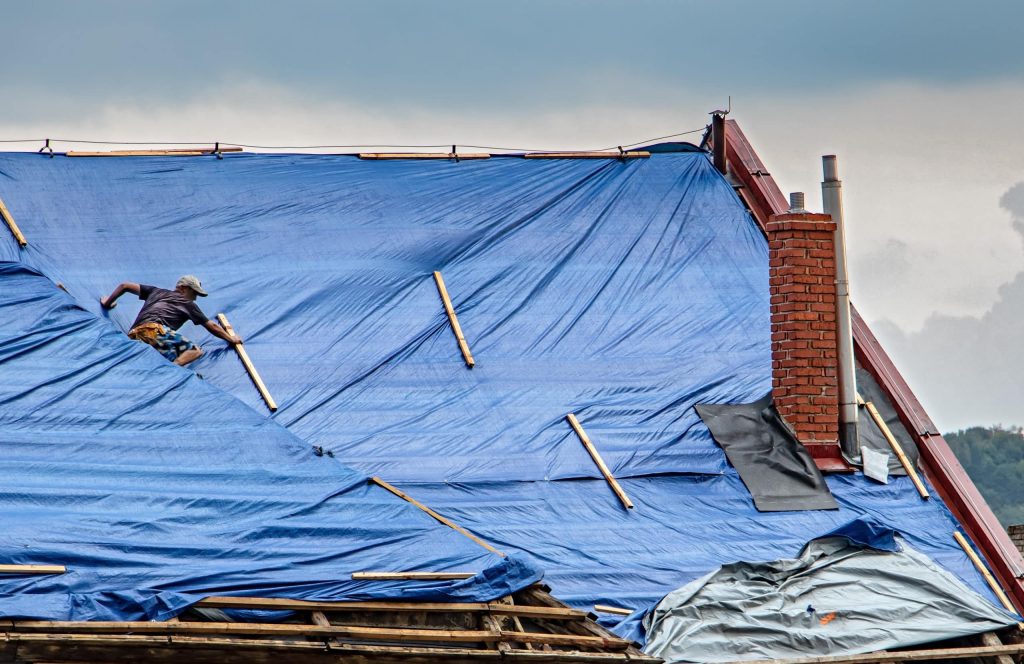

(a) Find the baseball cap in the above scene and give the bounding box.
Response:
[176,275,208,297]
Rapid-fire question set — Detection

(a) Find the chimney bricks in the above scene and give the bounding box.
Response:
[767,210,841,451]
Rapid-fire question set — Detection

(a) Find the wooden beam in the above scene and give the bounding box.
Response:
[432,271,475,368]
[370,477,504,555]
[65,147,242,157]
[592,605,632,616]
[2,632,647,663]
[352,571,476,581]
[522,152,650,159]
[0,564,65,575]
[66,150,206,157]
[359,153,490,160]
[216,313,277,412]
[738,642,1024,664]
[857,395,929,499]
[565,414,633,510]
[954,530,1019,616]
[0,197,27,247]
[8,621,630,650]
[196,596,586,620]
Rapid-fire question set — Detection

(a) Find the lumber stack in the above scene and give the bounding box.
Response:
[0,584,658,663]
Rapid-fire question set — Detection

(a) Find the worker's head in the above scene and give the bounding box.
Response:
[175,275,208,300]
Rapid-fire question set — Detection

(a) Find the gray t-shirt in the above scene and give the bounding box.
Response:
[131,285,209,330]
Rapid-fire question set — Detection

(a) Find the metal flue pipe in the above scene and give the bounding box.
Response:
[821,155,860,458]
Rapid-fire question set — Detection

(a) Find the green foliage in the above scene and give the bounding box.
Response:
[946,426,1024,528]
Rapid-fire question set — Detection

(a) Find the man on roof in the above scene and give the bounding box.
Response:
[100,275,241,367]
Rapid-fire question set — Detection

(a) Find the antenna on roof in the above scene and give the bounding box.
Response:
[709,96,731,117]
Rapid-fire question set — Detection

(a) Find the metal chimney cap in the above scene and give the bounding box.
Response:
[822,155,840,183]
[788,192,808,213]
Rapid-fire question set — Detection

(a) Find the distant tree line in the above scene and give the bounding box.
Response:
[945,426,1024,528]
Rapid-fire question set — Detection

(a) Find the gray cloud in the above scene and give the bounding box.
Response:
[3,0,1024,119]
[871,182,1024,431]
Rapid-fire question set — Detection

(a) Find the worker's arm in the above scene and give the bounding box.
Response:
[202,320,243,346]
[100,282,141,309]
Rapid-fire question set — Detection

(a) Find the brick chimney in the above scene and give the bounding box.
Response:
[767,197,841,461]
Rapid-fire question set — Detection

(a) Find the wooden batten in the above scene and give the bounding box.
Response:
[359,153,490,160]
[740,642,1024,664]
[0,564,65,575]
[216,313,277,412]
[370,476,503,555]
[522,151,650,159]
[8,620,632,650]
[197,596,586,621]
[953,530,1019,616]
[0,197,28,247]
[66,147,242,157]
[67,150,205,157]
[565,414,634,510]
[592,604,633,616]
[857,395,928,499]
[352,571,476,581]
[432,271,476,368]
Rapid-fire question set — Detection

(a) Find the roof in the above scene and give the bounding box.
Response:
[0,129,1020,659]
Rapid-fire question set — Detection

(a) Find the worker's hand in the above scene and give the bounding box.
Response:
[99,296,115,309]
[228,334,243,345]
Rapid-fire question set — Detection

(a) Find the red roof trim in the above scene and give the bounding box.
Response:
[722,118,1024,612]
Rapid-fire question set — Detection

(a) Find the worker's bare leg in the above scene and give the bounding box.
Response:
[174,348,204,367]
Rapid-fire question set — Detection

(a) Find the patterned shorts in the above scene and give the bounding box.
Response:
[128,322,198,361]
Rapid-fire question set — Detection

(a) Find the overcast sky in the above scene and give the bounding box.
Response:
[3,1,1023,431]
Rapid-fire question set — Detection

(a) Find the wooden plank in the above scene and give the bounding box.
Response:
[565,414,634,510]
[196,596,586,620]
[359,153,490,160]
[8,621,630,649]
[857,395,929,499]
[66,150,206,157]
[738,642,1024,664]
[503,652,653,663]
[592,605,632,616]
[0,197,27,247]
[6,632,513,663]
[66,147,242,157]
[522,152,650,159]
[500,631,628,651]
[432,271,475,368]
[370,476,503,556]
[11,620,500,643]
[0,564,65,575]
[352,571,476,581]
[954,530,1018,616]
[216,313,277,412]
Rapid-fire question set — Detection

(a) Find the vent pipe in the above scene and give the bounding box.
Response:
[788,192,807,213]
[821,155,859,458]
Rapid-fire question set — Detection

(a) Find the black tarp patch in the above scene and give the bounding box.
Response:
[696,396,838,512]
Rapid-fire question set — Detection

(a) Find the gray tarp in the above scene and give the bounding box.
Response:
[643,536,1018,663]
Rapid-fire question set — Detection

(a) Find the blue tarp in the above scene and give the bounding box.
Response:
[0,261,538,621]
[0,151,1009,629]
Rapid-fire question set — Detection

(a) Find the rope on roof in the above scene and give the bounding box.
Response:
[0,125,708,154]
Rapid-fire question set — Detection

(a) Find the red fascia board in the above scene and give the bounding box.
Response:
[722,118,1024,612]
